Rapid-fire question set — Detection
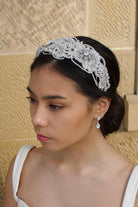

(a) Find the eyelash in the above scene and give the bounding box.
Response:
[49,104,64,110]
[26,97,64,110]
[26,97,38,103]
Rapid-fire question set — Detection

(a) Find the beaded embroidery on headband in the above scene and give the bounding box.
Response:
[35,37,110,91]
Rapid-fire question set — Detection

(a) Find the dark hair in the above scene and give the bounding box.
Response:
[30,36,125,136]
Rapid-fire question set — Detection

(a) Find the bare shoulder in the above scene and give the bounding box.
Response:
[3,145,37,207]
[18,146,43,182]
[134,192,138,207]
[109,145,134,174]
[117,156,134,181]
[21,146,43,168]
[3,156,17,207]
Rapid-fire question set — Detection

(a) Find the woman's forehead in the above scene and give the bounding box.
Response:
[29,65,82,98]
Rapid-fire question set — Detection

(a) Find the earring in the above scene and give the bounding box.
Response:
[96,116,100,129]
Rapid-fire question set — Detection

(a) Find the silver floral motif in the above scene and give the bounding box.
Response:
[35,37,110,91]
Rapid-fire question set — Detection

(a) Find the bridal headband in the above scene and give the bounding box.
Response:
[35,37,110,92]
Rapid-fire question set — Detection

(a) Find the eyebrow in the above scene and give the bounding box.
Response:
[27,86,67,100]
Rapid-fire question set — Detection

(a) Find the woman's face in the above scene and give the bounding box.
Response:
[28,64,97,151]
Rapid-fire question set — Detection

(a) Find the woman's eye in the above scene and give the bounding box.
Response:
[49,104,64,110]
[26,97,38,103]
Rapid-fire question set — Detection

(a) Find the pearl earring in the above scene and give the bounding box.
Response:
[96,116,100,129]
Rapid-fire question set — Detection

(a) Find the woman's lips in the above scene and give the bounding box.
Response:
[37,134,52,142]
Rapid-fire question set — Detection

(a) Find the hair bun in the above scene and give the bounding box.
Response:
[100,94,125,136]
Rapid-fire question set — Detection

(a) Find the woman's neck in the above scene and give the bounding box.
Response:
[46,130,114,172]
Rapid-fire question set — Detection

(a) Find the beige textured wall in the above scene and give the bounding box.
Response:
[0,0,86,53]
[86,0,136,96]
[0,0,138,206]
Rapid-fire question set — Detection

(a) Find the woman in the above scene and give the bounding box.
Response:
[3,36,138,207]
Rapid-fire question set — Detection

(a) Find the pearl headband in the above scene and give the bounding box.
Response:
[35,37,110,91]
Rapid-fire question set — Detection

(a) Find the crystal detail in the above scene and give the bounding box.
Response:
[96,116,101,129]
[96,122,100,129]
[35,37,110,91]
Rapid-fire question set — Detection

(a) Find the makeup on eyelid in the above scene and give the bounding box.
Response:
[27,96,65,110]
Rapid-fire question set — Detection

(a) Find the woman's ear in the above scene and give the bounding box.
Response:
[95,97,111,119]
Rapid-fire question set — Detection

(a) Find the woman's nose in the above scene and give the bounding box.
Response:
[32,107,48,128]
